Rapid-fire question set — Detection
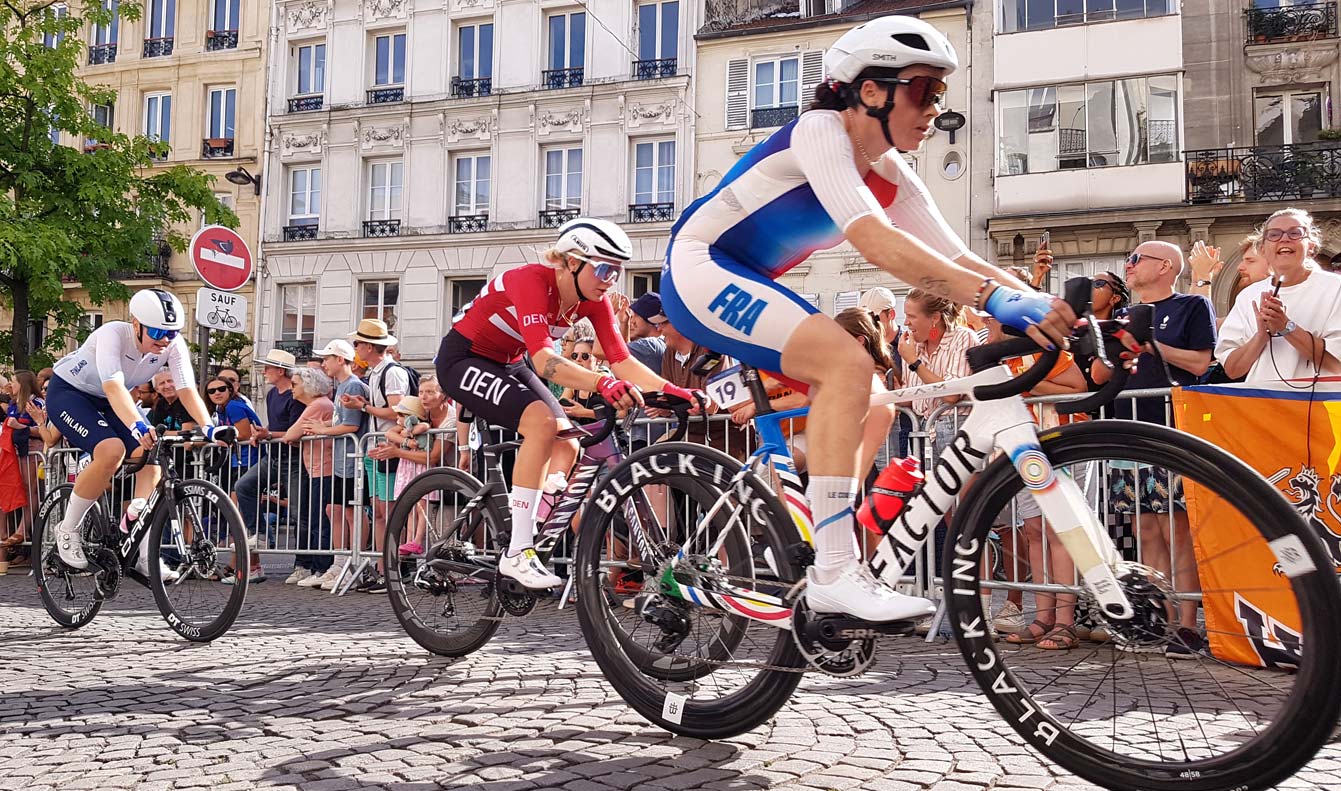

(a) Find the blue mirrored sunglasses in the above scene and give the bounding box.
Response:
[145,326,179,341]
[592,262,623,283]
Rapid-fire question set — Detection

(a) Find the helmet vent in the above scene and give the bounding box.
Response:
[891,33,931,52]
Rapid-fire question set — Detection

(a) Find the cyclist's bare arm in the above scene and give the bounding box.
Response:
[177,386,216,430]
[607,357,674,394]
[101,380,150,441]
[534,347,609,392]
[955,250,1033,293]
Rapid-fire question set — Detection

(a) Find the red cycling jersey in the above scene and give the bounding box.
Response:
[451,264,631,365]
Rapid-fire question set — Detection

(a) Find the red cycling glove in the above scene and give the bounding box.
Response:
[661,384,708,413]
[597,376,642,406]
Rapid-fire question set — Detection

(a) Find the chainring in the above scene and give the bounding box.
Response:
[790,587,877,678]
[89,547,123,601]
[497,586,537,617]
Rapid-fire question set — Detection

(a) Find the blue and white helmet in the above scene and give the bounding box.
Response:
[129,288,185,331]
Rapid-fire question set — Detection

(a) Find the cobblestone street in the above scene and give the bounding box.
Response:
[1,569,1338,791]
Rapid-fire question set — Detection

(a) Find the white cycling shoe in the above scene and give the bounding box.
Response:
[55,524,89,570]
[806,564,936,622]
[498,549,563,590]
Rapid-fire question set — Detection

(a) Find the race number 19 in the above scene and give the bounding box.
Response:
[706,365,750,409]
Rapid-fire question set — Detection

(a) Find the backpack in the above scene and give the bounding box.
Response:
[374,360,420,406]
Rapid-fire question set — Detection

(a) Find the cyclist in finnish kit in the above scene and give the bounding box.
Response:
[438,218,704,589]
[662,16,1075,622]
[47,289,232,573]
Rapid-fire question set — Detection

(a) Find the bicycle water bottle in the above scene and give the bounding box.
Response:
[857,457,924,535]
[120,498,148,534]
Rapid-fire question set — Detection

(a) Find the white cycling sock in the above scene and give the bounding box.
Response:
[507,486,542,557]
[808,476,859,584]
[60,493,97,538]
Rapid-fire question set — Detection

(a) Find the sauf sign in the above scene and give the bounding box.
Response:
[196,287,248,334]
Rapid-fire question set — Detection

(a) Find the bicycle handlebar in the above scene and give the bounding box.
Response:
[119,424,238,477]
[1053,303,1155,416]
[967,277,1092,401]
[585,390,700,447]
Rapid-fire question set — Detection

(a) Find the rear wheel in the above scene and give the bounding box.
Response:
[32,485,103,629]
[148,479,249,642]
[384,468,505,657]
[944,420,1341,791]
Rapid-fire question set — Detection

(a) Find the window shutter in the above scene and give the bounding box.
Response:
[800,49,824,107]
[725,58,748,130]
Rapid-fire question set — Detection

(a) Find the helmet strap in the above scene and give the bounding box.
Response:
[860,83,898,148]
[569,257,592,302]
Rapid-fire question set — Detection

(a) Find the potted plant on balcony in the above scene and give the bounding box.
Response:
[1318,128,1341,142]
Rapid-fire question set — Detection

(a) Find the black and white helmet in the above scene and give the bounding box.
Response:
[129,288,186,330]
[555,217,634,263]
[823,15,958,84]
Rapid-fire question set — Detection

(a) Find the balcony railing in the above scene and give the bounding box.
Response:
[542,67,584,90]
[142,37,173,58]
[629,202,675,223]
[88,43,116,65]
[449,214,489,233]
[288,95,324,113]
[539,208,579,228]
[1246,2,1337,44]
[367,86,405,104]
[205,30,239,51]
[451,77,492,98]
[634,57,677,80]
[1185,142,1341,204]
[275,339,314,359]
[201,138,235,158]
[283,225,319,241]
[751,105,798,129]
[363,219,401,238]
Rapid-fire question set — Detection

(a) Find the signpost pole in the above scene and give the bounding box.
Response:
[197,324,211,381]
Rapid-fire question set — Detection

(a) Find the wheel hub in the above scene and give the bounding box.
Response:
[1091,562,1174,647]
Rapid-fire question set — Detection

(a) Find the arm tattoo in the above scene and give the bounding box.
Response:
[541,355,563,380]
[918,276,953,299]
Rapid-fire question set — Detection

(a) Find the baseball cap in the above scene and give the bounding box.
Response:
[314,339,357,361]
[859,287,897,314]
[630,292,667,324]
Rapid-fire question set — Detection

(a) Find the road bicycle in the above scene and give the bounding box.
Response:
[31,427,251,642]
[573,279,1341,791]
[383,392,696,657]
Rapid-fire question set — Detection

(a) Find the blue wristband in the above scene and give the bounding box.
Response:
[984,286,1054,334]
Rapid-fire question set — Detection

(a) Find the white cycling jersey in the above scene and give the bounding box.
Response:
[52,322,196,399]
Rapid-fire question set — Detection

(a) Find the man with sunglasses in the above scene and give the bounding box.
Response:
[436,217,705,589]
[47,288,232,570]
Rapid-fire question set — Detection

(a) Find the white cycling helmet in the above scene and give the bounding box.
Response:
[823,15,958,84]
[129,288,186,331]
[555,217,634,264]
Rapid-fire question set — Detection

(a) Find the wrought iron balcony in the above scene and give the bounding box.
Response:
[88,43,116,65]
[1246,2,1337,44]
[629,203,675,223]
[142,37,173,58]
[542,67,584,90]
[1185,142,1341,204]
[275,339,313,359]
[287,95,324,113]
[205,30,239,51]
[367,86,405,104]
[451,77,492,99]
[751,105,798,129]
[449,214,489,233]
[362,219,401,238]
[283,224,319,241]
[634,58,677,80]
[539,208,579,228]
[201,138,235,158]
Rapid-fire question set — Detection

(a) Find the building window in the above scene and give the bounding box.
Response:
[458,23,493,83]
[79,312,104,335]
[374,33,406,86]
[632,139,675,205]
[92,0,119,46]
[637,2,678,62]
[288,166,321,226]
[43,4,68,49]
[367,160,403,220]
[210,0,239,33]
[754,57,798,112]
[295,42,326,96]
[544,147,582,210]
[27,319,48,355]
[547,11,586,71]
[144,93,170,157]
[86,102,113,150]
[202,192,234,228]
[628,270,661,298]
[453,154,491,216]
[207,87,236,140]
[361,281,400,330]
[997,75,1179,174]
[145,0,174,48]
[1255,88,1327,146]
[1000,0,1173,33]
[448,278,488,326]
[279,283,317,344]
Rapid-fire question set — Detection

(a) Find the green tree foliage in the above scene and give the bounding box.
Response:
[0,1,237,369]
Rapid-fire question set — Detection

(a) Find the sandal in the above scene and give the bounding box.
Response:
[1038,624,1080,651]
[1005,620,1053,645]
[0,534,24,549]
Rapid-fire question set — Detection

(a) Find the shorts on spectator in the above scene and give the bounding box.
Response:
[1109,465,1185,514]
[1012,461,1094,521]
[327,473,363,507]
[363,456,396,501]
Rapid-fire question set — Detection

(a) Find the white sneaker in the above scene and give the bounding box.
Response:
[285,568,312,585]
[320,561,349,591]
[298,567,332,588]
[160,562,180,583]
[992,600,1028,633]
[805,564,936,622]
[55,523,89,569]
[498,548,562,590]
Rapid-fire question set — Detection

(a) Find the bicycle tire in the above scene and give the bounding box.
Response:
[384,467,505,657]
[575,442,807,739]
[943,420,1341,791]
[147,478,249,642]
[32,484,103,629]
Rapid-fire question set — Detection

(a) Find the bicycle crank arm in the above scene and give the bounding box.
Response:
[803,616,916,647]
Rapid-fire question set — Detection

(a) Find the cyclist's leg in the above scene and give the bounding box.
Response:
[508,360,581,487]
[664,240,932,621]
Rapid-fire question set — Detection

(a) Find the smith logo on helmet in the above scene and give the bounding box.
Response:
[871,53,900,61]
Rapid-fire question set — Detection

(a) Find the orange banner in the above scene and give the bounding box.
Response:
[1173,380,1341,668]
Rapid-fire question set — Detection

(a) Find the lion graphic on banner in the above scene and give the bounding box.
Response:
[1271,466,1341,573]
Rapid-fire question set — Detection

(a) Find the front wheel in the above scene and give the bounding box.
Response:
[148,479,249,642]
[944,420,1341,791]
[32,485,103,629]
